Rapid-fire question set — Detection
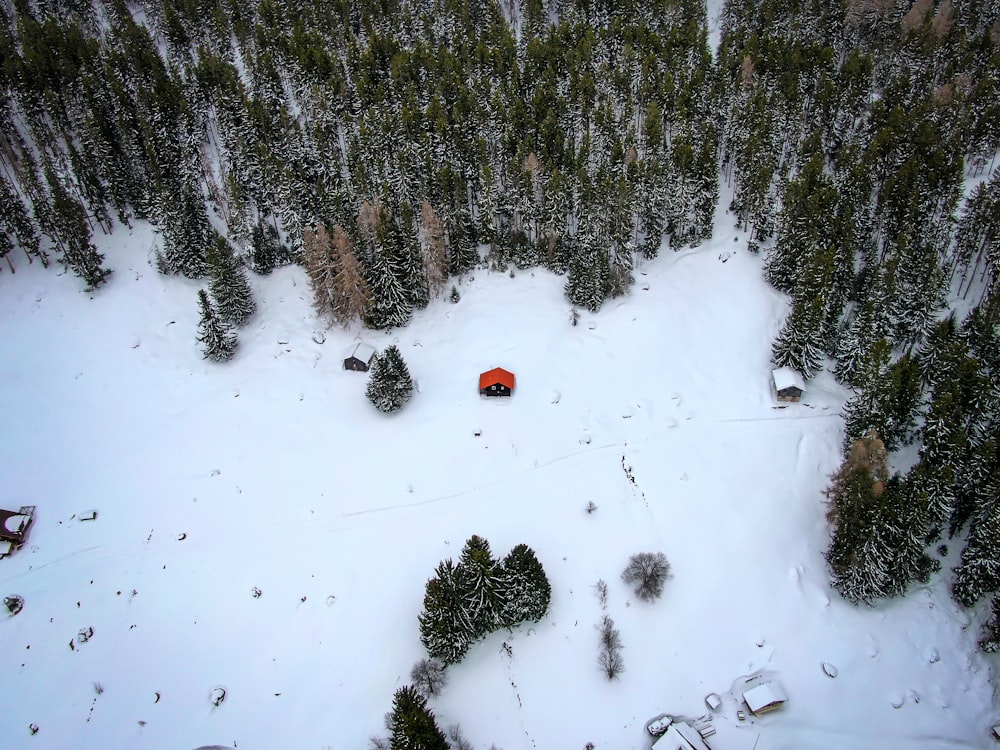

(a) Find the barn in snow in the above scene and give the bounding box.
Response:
[479,367,516,397]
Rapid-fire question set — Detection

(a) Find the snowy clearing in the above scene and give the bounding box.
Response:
[0,220,996,750]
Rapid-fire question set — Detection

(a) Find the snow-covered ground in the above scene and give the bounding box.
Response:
[1,213,997,750]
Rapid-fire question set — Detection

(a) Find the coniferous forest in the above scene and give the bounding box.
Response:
[1,0,1000,637]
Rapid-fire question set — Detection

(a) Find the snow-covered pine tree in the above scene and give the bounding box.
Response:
[207,236,256,326]
[196,289,237,361]
[418,559,474,665]
[953,500,1000,609]
[365,345,414,413]
[456,535,506,639]
[499,543,551,627]
[386,685,449,750]
[247,219,286,275]
[46,169,111,290]
[564,218,609,312]
[771,296,825,378]
[979,596,1000,653]
[825,431,904,604]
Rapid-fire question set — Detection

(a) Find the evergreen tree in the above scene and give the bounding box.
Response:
[953,501,1000,609]
[386,685,449,750]
[196,289,237,361]
[979,596,1000,653]
[771,296,825,378]
[366,345,414,413]
[456,534,506,638]
[207,235,255,326]
[47,170,110,290]
[418,559,474,665]
[499,543,551,626]
[247,219,287,275]
[824,431,925,604]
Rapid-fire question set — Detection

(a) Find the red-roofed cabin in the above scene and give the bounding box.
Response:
[479,367,516,397]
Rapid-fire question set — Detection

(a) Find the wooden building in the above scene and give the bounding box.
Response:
[772,367,805,402]
[344,342,377,372]
[479,367,516,397]
[0,505,35,559]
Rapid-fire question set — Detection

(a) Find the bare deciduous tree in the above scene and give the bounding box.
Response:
[410,658,448,698]
[448,724,473,750]
[597,615,624,680]
[302,224,336,319]
[621,552,672,602]
[330,225,371,324]
[419,200,448,298]
[594,579,608,610]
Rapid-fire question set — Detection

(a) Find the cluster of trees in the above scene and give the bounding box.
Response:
[419,535,550,665]
[714,0,999,642]
[0,0,717,320]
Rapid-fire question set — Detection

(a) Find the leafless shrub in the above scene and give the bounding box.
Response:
[92,682,104,695]
[597,615,624,680]
[448,724,473,750]
[368,736,390,750]
[410,658,448,698]
[622,552,672,602]
[594,579,608,610]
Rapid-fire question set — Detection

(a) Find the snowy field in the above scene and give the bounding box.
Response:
[1,213,997,750]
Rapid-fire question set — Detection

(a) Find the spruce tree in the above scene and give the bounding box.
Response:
[207,236,256,326]
[499,543,551,627]
[418,559,474,665]
[456,535,506,638]
[196,289,238,361]
[953,501,1000,609]
[386,685,449,750]
[366,345,414,413]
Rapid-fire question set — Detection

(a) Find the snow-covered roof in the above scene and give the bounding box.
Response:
[651,722,711,750]
[348,342,376,363]
[743,681,787,713]
[4,514,29,534]
[772,366,805,393]
[0,540,12,556]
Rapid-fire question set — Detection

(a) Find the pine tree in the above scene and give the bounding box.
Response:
[456,535,506,638]
[386,685,449,750]
[418,559,474,665]
[247,219,287,275]
[953,501,1000,609]
[207,236,256,326]
[824,431,920,604]
[47,170,110,290]
[366,345,414,413]
[771,297,825,378]
[979,596,1000,653]
[499,543,551,627]
[196,289,237,361]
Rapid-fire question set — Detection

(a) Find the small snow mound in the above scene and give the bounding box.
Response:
[925,648,940,663]
[821,662,838,678]
[889,693,904,709]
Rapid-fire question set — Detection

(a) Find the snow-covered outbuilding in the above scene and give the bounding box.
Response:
[344,342,377,372]
[0,505,35,559]
[650,720,712,750]
[742,681,787,715]
[771,367,805,402]
[479,367,516,397]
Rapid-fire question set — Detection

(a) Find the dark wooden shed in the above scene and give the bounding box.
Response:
[480,367,516,397]
[344,342,377,372]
